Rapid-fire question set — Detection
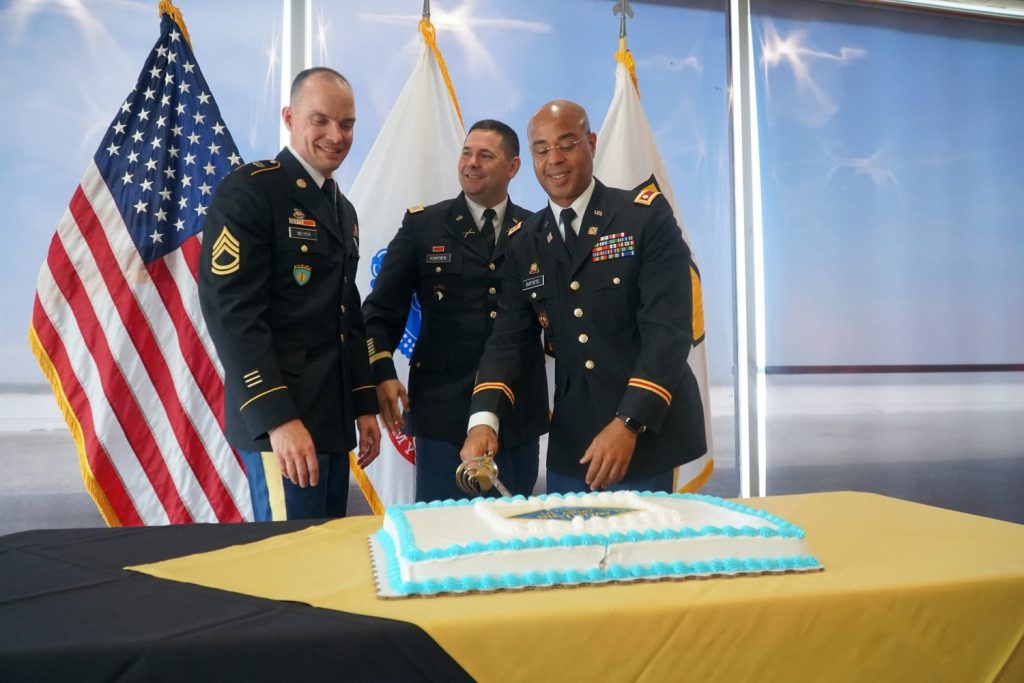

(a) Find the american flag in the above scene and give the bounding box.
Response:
[29,10,252,525]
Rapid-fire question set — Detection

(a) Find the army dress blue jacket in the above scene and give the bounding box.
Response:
[470,180,706,479]
[362,193,548,448]
[199,148,377,454]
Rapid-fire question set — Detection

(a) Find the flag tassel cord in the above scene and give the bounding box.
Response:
[418,17,464,128]
[158,0,192,49]
[615,36,639,96]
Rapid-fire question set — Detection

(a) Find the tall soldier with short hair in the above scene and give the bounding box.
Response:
[199,68,380,520]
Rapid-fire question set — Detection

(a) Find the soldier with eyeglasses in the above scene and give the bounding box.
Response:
[462,100,706,494]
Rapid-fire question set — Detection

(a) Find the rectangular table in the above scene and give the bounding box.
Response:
[4,492,1023,682]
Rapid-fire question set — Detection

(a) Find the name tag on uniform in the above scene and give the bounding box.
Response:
[288,226,318,241]
[522,275,544,290]
[425,253,452,264]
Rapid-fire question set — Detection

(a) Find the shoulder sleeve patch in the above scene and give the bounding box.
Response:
[408,205,425,214]
[507,220,523,237]
[634,183,661,206]
[248,160,281,176]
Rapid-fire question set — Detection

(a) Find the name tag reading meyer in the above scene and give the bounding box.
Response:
[288,226,317,241]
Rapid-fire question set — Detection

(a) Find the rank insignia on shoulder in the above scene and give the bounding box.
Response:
[634,183,661,206]
[507,220,523,237]
[408,205,425,214]
[529,262,540,274]
[293,264,312,286]
[211,226,241,276]
[248,160,280,176]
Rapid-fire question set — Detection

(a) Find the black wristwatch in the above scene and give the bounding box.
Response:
[616,414,646,435]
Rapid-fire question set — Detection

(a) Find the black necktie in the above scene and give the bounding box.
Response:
[561,207,577,255]
[482,208,497,254]
[321,178,337,212]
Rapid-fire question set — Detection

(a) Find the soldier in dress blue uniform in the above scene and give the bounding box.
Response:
[199,68,380,520]
[462,100,706,494]
[362,120,548,502]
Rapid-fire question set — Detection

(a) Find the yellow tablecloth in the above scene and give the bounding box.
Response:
[131,492,1024,682]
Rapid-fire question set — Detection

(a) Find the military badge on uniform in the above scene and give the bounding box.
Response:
[507,221,523,237]
[243,369,262,388]
[537,311,550,329]
[529,262,540,274]
[592,232,636,262]
[546,232,554,244]
[431,245,446,253]
[288,209,316,228]
[593,209,604,217]
[210,226,240,276]
[587,226,599,236]
[408,205,425,214]
[634,183,661,205]
[293,264,312,286]
[296,178,308,189]
[433,284,446,301]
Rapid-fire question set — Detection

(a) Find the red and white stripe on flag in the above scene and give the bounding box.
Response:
[29,10,252,525]
[594,58,715,492]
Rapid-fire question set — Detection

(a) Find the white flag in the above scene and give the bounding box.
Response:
[594,60,714,492]
[347,24,466,512]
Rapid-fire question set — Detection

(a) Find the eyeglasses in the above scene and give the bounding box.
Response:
[530,137,585,158]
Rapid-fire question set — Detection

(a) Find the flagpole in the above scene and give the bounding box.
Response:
[613,0,639,94]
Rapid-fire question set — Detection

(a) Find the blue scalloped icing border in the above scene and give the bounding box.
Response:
[377,492,822,595]
[389,492,806,562]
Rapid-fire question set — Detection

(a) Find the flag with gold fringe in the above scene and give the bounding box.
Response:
[347,16,466,512]
[29,2,252,525]
[594,30,714,492]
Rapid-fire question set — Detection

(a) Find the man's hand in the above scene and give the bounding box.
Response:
[269,418,318,488]
[460,425,498,462]
[375,379,409,433]
[580,418,639,491]
[356,414,382,469]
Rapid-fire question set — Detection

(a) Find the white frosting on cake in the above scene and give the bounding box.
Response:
[373,492,821,596]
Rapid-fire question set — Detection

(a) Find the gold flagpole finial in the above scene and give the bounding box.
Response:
[158,0,193,49]
[612,0,638,94]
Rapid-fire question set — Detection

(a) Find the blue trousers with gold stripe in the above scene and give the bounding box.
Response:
[238,450,349,521]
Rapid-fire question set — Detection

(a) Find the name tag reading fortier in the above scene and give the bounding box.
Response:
[425,253,452,264]
[288,226,318,241]
[522,275,545,290]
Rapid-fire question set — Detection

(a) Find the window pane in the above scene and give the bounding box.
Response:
[752,0,1024,521]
